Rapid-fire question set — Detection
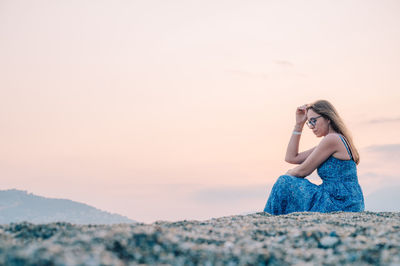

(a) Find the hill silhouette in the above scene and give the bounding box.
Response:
[0,189,136,224]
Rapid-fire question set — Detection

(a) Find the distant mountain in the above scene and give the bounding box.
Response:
[364,186,400,212]
[0,189,136,224]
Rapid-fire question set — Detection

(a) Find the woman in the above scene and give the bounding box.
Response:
[263,99,364,215]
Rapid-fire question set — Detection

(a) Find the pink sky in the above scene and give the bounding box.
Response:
[1,0,399,222]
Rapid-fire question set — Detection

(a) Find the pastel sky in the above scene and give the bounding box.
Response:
[1,0,399,223]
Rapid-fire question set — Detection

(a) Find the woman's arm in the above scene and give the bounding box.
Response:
[286,134,339,178]
[285,105,310,164]
[285,123,316,164]
[286,146,317,164]
[285,123,305,163]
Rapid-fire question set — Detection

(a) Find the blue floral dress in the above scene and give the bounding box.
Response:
[264,134,365,215]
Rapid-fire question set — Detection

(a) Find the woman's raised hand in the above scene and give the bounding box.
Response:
[295,104,308,125]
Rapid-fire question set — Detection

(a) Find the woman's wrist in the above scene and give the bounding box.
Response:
[294,123,304,132]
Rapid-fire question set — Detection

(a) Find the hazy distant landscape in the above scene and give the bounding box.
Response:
[0,187,399,225]
[0,189,135,225]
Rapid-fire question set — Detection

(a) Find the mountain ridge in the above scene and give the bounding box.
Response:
[0,189,136,224]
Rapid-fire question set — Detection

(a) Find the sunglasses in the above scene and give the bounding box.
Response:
[306,115,323,128]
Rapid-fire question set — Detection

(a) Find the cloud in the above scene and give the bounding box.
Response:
[226,68,307,80]
[358,172,400,195]
[364,116,400,124]
[227,70,269,80]
[362,144,400,158]
[189,185,270,204]
[274,60,294,67]
[364,185,400,212]
[359,145,400,179]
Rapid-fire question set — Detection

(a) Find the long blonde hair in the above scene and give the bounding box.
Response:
[307,100,360,165]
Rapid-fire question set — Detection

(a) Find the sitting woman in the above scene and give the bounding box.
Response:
[264,99,365,215]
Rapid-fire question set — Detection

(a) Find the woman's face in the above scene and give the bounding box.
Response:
[307,109,330,137]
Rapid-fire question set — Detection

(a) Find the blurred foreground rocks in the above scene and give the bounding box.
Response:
[0,211,399,265]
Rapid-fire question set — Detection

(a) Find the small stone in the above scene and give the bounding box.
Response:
[329,231,338,237]
[319,236,339,248]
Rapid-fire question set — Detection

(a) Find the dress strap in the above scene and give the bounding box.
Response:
[338,134,353,160]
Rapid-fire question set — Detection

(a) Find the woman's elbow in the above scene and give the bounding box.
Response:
[285,157,292,164]
[285,157,298,164]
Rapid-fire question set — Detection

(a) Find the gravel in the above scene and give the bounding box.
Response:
[0,211,399,265]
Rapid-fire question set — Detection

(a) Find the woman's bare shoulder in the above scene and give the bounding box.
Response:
[319,133,342,146]
[325,132,343,139]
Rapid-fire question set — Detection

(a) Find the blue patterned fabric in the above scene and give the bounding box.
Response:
[264,135,365,215]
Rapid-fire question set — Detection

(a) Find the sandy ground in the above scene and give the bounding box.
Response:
[1,211,399,265]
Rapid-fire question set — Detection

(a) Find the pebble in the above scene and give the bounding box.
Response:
[319,236,339,248]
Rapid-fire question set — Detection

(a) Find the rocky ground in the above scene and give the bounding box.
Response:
[0,211,399,265]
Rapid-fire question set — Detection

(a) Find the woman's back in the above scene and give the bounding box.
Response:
[315,134,364,211]
[317,134,358,182]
